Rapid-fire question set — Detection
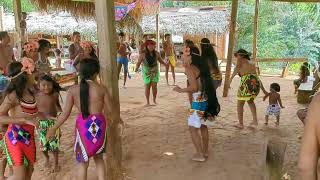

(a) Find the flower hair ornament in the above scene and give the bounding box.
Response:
[24,41,39,53]
[9,57,35,80]
[80,41,94,49]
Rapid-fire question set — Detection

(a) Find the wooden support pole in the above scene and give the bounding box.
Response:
[0,6,3,31]
[13,0,22,56]
[95,1,122,180]
[223,0,239,97]
[253,0,260,75]
[156,13,160,51]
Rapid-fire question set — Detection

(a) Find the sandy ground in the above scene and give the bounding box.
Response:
[26,73,306,180]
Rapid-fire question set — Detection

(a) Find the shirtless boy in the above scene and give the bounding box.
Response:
[163,34,176,85]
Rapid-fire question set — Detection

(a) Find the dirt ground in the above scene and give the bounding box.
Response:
[27,73,306,180]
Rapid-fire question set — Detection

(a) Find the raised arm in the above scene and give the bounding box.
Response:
[174,67,197,93]
[298,95,320,180]
[50,89,74,130]
[0,94,26,124]
[229,63,240,85]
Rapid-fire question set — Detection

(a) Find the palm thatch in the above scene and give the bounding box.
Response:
[28,0,160,20]
[142,7,229,35]
[3,12,143,37]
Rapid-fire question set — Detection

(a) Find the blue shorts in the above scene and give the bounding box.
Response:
[117,57,129,72]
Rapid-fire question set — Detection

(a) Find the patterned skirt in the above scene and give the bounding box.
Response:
[37,119,60,152]
[74,114,107,162]
[237,74,261,101]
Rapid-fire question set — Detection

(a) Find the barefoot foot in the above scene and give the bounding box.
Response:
[248,122,258,129]
[234,124,244,129]
[191,154,206,162]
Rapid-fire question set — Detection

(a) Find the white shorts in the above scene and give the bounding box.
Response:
[266,104,281,116]
[188,112,215,128]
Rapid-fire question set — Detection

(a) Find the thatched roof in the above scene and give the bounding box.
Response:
[141,7,229,35]
[3,12,144,37]
[3,12,97,37]
[28,0,160,20]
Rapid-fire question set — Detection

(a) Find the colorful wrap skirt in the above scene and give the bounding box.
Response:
[37,119,60,152]
[188,92,215,128]
[237,74,261,101]
[74,114,107,162]
[0,133,5,161]
[142,65,160,84]
[4,124,36,166]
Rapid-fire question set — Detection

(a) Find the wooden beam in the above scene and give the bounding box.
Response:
[0,6,3,31]
[270,0,320,2]
[257,58,307,62]
[222,0,238,97]
[95,0,122,180]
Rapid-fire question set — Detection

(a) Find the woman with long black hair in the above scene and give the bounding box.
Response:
[47,58,118,180]
[200,38,222,90]
[174,46,220,162]
[136,40,166,106]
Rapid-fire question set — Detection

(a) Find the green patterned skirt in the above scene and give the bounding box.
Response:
[37,119,60,152]
[237,74,261,101]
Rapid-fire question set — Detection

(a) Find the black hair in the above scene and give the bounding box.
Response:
[189,46,220,117]
[201,38,220,74]
[185,39,194,48]
[270,83,280,92]
[39,75,62,94]
[79,58,100,119]
[165,34,171,38]
[119,32,125,37]
[55,48,61,55]
[38,39,51,52]
[73,31,80,36]
[89,46,98,60]
[300,63,310,78]
[22,12,27,15]
[234,49,251,60]
[6,62,31,101]
[0,31,8,41]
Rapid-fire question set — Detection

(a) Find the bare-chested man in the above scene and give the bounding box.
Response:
[163,34,176,85]
[298,93,320,180]
[0,31,14,75]
[117,32,130,88]
[69,32,82,84]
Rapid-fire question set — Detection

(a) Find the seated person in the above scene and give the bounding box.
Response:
[294,62,310,94]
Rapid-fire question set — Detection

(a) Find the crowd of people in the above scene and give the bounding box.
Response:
[0,27,320,179]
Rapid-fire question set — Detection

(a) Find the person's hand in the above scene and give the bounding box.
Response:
[46,127,57,140]
[173,86,182,93]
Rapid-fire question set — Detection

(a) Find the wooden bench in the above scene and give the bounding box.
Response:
[219,58,307,77]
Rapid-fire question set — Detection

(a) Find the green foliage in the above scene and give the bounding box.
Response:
[1,0,36,12]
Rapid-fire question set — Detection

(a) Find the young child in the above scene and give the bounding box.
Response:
[294,62,310,94]
[46,58,119,180]
[0,59,40,180]
[36,75,62,172]
[54,49,62,69]
[263,83,285,126]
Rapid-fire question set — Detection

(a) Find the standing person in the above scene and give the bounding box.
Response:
[173,46,220,162]
[36,39,52,76]
[117,32,130,88]
[263,83,285,126]
[54,49,62,69]
[36,75,62,172]
[200,38,222,90]
[0,31,15,75]
[135,40,166,106]
[46,59,116,180]
[69,32,82,85]
[163,34,177,85]
[293,62,310,94]
[23,41,39,61]
[298,94,320,180]
[229,49,267,129]
[0,59,40,180]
